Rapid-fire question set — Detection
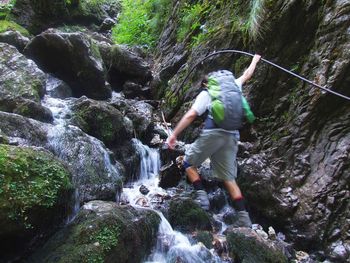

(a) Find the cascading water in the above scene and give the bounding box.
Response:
[122,139,227,263]
[41,87,123,221]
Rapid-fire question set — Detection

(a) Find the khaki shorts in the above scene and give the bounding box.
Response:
[184,130,238,181]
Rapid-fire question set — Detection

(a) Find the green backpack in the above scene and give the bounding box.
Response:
[207,70,255,130]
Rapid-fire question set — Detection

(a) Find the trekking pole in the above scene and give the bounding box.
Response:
[171,49,350,102]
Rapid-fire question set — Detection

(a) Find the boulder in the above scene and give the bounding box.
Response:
[226,227,290,263]
[70,96,131,145]
[123,81,151,99]
[0,112,48,146]
[0,30,30,52]
[46,125,124,204]
[110,98,155,143]
[9,0,121,34]
[0,95,53,123]
[29,201,160,263]
[45,74,72,99]
[24,29,111,99]
[158,161,182,189]
[100,44,152,89]
[0,144,73,262]
[0,43,46,102]
[168,196,211,232]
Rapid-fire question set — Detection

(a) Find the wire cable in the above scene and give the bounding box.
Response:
[171,49,350,101]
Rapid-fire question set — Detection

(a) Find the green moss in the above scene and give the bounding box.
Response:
[0,145,72,228]
[195,231,213,249]
[90,225,120,252]
[227,230,288,263]
[169,198,211,232]
[0,0,15,20]
[0,19,30,36]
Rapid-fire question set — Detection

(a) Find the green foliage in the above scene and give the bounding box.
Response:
[0,145,72,228]
[0,19,29,36]
[176,2,207,42]
[91,225,120,252]
[112,0,172,48]
[0,0,15,19]
[245,0,267,41]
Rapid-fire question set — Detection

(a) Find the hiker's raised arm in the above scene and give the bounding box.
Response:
[167,109,198,149]
[237,54,261,85]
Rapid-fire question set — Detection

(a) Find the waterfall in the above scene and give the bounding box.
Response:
[42,94,123,221]
[122,140,226,263]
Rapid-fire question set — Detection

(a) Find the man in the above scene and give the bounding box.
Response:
[167,54,261,228]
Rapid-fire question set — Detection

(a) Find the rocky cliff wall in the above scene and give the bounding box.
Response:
[154,0,350,261]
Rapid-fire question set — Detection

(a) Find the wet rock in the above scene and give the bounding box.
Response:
[29,201,160,263]
[168,196,211,232]
[0,144,73,262]
[194,231,213,249]
[100,44,152,88]
[69,96,130,145]
[225,227,290,263]
[46,125,124,204]
[10,0,121,34]
[158,161,182,189]
[0,95,53,123]
[0,41,48,123]
[208,188,227,213]
[99,17,115,32]
[139,185,150,195]
[24,29,111,99]
[45,75,72,99]
[0,111,48,146]
[0,30,30,52]
[123,81,151,99]
[0,43,46,102]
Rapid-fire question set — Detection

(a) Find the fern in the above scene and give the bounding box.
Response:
[246,0,266,41]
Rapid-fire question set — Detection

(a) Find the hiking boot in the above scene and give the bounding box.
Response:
[194,190,210,211]
[232,211,252,228]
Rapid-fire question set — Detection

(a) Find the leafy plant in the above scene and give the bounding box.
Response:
[0,0,16,19]
[112,0,172,48]
[176,2,207,42]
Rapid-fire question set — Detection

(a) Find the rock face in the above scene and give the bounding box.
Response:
[10,0,121,34]
[154,0,350,261]
[0,144,72,262]
[24,29,111,99]
[29,201,160,263]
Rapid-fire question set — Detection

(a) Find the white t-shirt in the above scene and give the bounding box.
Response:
[191,78,243,115]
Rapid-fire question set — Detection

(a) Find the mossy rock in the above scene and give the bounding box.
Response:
[68,0,121,25]
[0,144,73,261]
[195,231,213,249]
[168,197,212,232]
[0,19,30,36]
[226,227,288,263]
[70,97,129,145]
[30,201,161,263]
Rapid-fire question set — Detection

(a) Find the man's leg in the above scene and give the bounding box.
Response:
[184,165,210,210]
[224,180,252,228]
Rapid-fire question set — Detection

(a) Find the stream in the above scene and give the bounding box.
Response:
[41,77,231,263]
